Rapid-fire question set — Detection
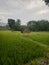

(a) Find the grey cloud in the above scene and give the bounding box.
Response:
[0,0,49,25]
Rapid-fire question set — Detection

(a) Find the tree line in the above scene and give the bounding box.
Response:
[27,20,49,31]
[8,19,49,31]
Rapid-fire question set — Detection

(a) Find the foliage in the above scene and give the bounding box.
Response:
[27,20,49,31]
[8,19,21,31]
[15,19,21,31]
[44,0,49,5]
[8,19,49,31]
[8,19,15,30]
[20,25,27,31]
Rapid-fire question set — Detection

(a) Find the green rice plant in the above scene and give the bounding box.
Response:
[0,31,49,65]
[29,32,49,45]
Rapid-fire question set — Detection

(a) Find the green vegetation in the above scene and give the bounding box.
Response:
[44,0,49,5]
[8,19,49,31]
[0,31,49,65]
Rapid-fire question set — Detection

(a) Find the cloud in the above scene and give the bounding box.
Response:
[25,0,45,10]
[36,9,49,15]
[0,11,12,15]
[0,0,49,25]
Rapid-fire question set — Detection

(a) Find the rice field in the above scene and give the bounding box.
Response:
[0,31,49,65]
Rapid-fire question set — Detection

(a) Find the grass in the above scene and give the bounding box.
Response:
[0,31,49,65]
[29,32,49,45]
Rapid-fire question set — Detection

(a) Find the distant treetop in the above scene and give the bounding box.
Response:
[44,0,49,5]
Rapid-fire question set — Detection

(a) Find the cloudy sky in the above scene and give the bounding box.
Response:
[0,0,49,25]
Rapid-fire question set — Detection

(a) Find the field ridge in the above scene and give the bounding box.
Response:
[24,36,49,49]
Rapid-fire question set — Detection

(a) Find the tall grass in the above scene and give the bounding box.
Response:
[29,32,49,45]
[0,31,49,65]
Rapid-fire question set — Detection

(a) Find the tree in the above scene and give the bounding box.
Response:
[8,19,15,30]
[27,20,49,31]
[20,25,27,31]
[15,19,21,31]
[44,0,49,5]
[27,21,37,31]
